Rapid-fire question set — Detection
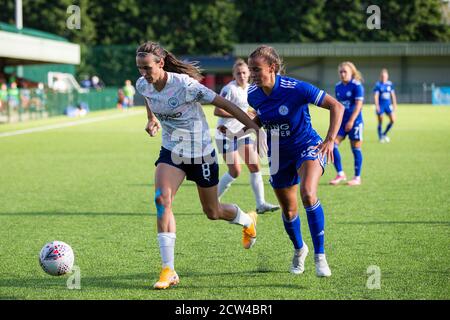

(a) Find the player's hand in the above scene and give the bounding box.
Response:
[344,120,354,133]
[145,118,161,137]
[376,105,380,114]
[314,138,334,164]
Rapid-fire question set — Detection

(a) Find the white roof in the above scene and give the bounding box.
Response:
[0,30,80,65]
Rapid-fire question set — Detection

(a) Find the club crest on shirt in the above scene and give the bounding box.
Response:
[168,97,179,108]
[278,105,289,116]
[346,91,352,97]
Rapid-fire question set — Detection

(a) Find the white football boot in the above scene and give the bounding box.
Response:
[290,242,309,274]
[314,254,332,277]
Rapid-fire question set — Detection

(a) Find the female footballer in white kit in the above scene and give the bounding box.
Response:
[135,42,263,290]
[214,59,279,214]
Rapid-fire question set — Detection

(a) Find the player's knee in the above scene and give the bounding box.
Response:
[282,209,298,221]
[300,190,317,207]
[229,167,241,178]
[154,189,172,217]
[202,205,220,220]
[246,164,259,173]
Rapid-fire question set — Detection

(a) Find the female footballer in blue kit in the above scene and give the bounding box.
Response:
[329,62,365,186]
[214,59,279,214]
[135,42,263,289]
[247,45,344,277]
[374,68,397,143]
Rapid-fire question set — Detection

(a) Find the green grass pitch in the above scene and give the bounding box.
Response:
[0,104,449,300]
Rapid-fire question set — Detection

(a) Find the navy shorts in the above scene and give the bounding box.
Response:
[337,119,364,141]
[155,147,219,188]
[268,136,326,189]
[215,136,253,154]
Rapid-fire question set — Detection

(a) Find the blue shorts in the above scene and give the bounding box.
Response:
[268,136,326,189]
[215,136,253,154]
[155,147,219,188]
[337,120,364,141]
[376,104,393,115]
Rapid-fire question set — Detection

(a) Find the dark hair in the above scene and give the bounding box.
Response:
[249,45,285,75]
[136,42,203,81]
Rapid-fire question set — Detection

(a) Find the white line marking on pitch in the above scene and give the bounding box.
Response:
[0,110,144,138]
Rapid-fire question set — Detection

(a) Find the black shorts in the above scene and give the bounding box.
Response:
[154,147,219,188]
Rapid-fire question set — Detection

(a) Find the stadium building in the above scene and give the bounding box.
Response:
[195,42,450,104]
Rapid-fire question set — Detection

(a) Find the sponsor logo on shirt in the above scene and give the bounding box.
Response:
[154,112,182,121]
[263,123,291,137]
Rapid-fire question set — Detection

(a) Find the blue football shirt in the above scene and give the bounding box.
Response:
[373,81,394,107]
[335,79,364,122]
[247,75,326,152]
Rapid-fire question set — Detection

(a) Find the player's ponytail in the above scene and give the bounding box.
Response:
[136,42,204,81]
[339,61,364,83]
[249,45,286,75]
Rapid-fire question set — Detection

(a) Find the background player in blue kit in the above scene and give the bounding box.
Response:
[247,46,344,277]
[374,68,398,143]
[329,62,365,186]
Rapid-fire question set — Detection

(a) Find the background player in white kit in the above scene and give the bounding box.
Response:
[135,42,264,290]
[214,59,279,215]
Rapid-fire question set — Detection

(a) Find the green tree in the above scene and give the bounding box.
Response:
[323,0,367,42]
[360,0,450,41]
[236,0,327,43]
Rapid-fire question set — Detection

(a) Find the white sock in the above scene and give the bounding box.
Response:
[229,205,252,227]
[157,232,176,270]
[250,171,265,208]
[338,171,345,177]
[218,172,236,198]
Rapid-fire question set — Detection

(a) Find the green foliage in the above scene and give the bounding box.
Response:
[236,0,327,42]
[1,0,449,83]
[360,0,450,41]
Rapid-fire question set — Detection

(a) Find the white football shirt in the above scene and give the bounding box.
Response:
[136,72,217,158]
[216,80,250,140]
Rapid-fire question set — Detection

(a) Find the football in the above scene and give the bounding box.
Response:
[39,241,75,276]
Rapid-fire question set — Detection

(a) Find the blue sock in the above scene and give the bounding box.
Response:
[377,124,383,139]
[282,214,304,250]
[305,201,325,254]
[352,147,363,177]
[333,144,343,173]
[383,122,393,136]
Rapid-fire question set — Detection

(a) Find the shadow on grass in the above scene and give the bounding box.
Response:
[0,269,305,291]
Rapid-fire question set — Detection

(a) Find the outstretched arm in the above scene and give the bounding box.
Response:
[211,95,267,155]
[212,95,261,132]
[316,94,345,163]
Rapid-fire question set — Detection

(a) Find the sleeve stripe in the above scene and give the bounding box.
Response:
[314,90,325,105]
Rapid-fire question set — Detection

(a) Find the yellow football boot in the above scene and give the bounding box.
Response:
[242,211,257,249]
[153,266,179,290]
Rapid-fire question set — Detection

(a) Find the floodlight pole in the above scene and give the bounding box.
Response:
[15,0,23,77]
